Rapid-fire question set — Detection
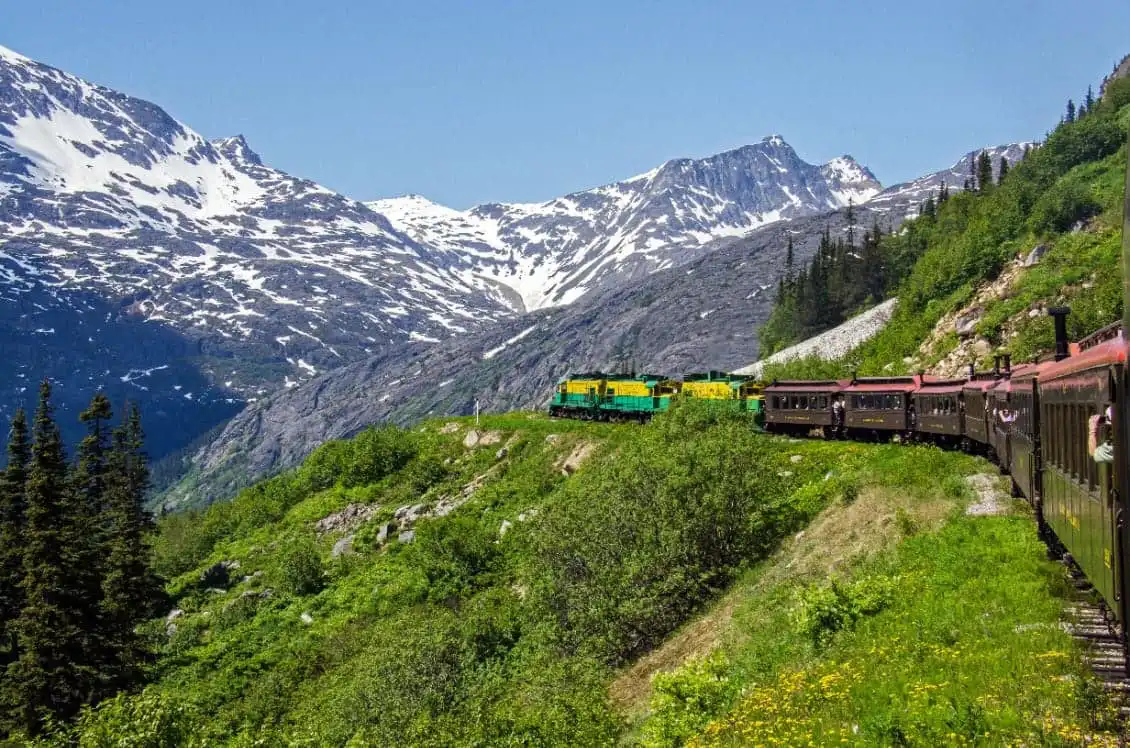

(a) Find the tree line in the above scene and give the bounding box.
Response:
[0,381,164,739]
[759,82,1106,358]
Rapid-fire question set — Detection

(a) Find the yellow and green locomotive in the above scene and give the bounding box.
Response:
[548,370,763,423]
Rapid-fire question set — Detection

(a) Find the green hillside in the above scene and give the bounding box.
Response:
[760,74,1130,380]
[18,404,1118,746]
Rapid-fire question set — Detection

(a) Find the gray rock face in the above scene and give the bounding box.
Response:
[954,308,984,337]
[1024,244,1049,267]
[166,201,910,507]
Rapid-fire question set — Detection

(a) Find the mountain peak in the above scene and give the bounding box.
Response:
[212,134,263,166]
[0,44,33,65]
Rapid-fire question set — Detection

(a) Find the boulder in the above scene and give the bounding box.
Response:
[557,442,595,476]
[1023,244,1048,267]
[518,508,539,523]
[499,520,513,536]
[439,422,461,434]
[394,503,426,523]
[478,431,503,446]
[314,503,379,536]
[495,447,509,460]
[544,434,561,444]
[790,454,803,464]
[331,535,355,558]
[398,530,416,544]
[300,612,314,625]
[954,307,983,337]
[463,430,481,448]
[376,523,392,544]
[166,609,184,623]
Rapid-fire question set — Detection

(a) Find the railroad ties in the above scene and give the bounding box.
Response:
[1060,563,1130,723]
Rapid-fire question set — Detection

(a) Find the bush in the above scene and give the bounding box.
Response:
[42,692,210,748]
[793,575,894,647]
[404,517,501,603]
[1028,179,1101,235]
[531,414,800,664]
[277,535,325,596]
[642,654,737,748]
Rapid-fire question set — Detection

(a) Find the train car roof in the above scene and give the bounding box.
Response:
[963,376,1001,393]
[844,376,921,393]
[764,380,844,393]
[915,378,967,395]
[1039,334,1128,383]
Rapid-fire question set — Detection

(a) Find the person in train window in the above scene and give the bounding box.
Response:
[832,395,844,426]
[999,407,1017,424]
[1091,406,1114,463]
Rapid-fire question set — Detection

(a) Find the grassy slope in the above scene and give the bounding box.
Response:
[38,409,1115,747]
[632,455,1120,746]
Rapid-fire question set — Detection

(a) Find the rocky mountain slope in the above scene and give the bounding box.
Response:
[0,43,887,457]
[166,186,964,508]
[369,138,880,311]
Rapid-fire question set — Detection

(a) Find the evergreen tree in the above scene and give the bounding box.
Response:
[67,393,116,698]
[997,156,1009,184]
[968,151,978,191]
[1084,85,1095,114]
[0,409,30,662]
[5,381,89,736]
[100,403,163,691]
[1065,98,1076,123]
[977,151,993,192]
[938,182,950,203]
[784,235,794,280]
[845,198,856,248]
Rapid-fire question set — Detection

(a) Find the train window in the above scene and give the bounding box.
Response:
[819,396,828,409]
[1085,404,1093,485]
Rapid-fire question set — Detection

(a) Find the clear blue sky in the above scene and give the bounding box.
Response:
[5,1,1129,208]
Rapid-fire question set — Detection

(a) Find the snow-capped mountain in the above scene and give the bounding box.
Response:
[866,143,1034,217]
[0,43,521,456]
[369,136,881,311]
[0,43,518,372]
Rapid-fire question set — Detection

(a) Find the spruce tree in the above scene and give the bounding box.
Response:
[67,393,116,698]
[977,151,993,193]
[1084,85,1095,114]
[997,156,1009,184]
[0,409,30,662]
[1065,99,1076,123]
[968,152,978,191]
[784,235,794,280]
[5,381,89,735]
[101,403,163,690]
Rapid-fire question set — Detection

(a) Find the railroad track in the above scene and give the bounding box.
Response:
[1059,561,1130,727]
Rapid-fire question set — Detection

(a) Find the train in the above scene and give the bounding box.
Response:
[549,130,1130,652]
[547,370,763,422]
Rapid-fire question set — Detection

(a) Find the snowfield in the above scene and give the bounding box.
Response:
[736,298,898,377]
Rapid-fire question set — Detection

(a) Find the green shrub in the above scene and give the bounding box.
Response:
[641,654,737,748]
[277,535,325,596]
[404,517,501,603]
[793,575,894,647]
[1029,179,1101,235]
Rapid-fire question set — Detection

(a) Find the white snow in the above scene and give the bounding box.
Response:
[482,324,538,360]
[736,298,898,377]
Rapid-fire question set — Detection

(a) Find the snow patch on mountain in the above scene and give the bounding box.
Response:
[735,298,899,377]
[368,136,882,312]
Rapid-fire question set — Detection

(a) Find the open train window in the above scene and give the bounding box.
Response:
[819,396,828,409]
